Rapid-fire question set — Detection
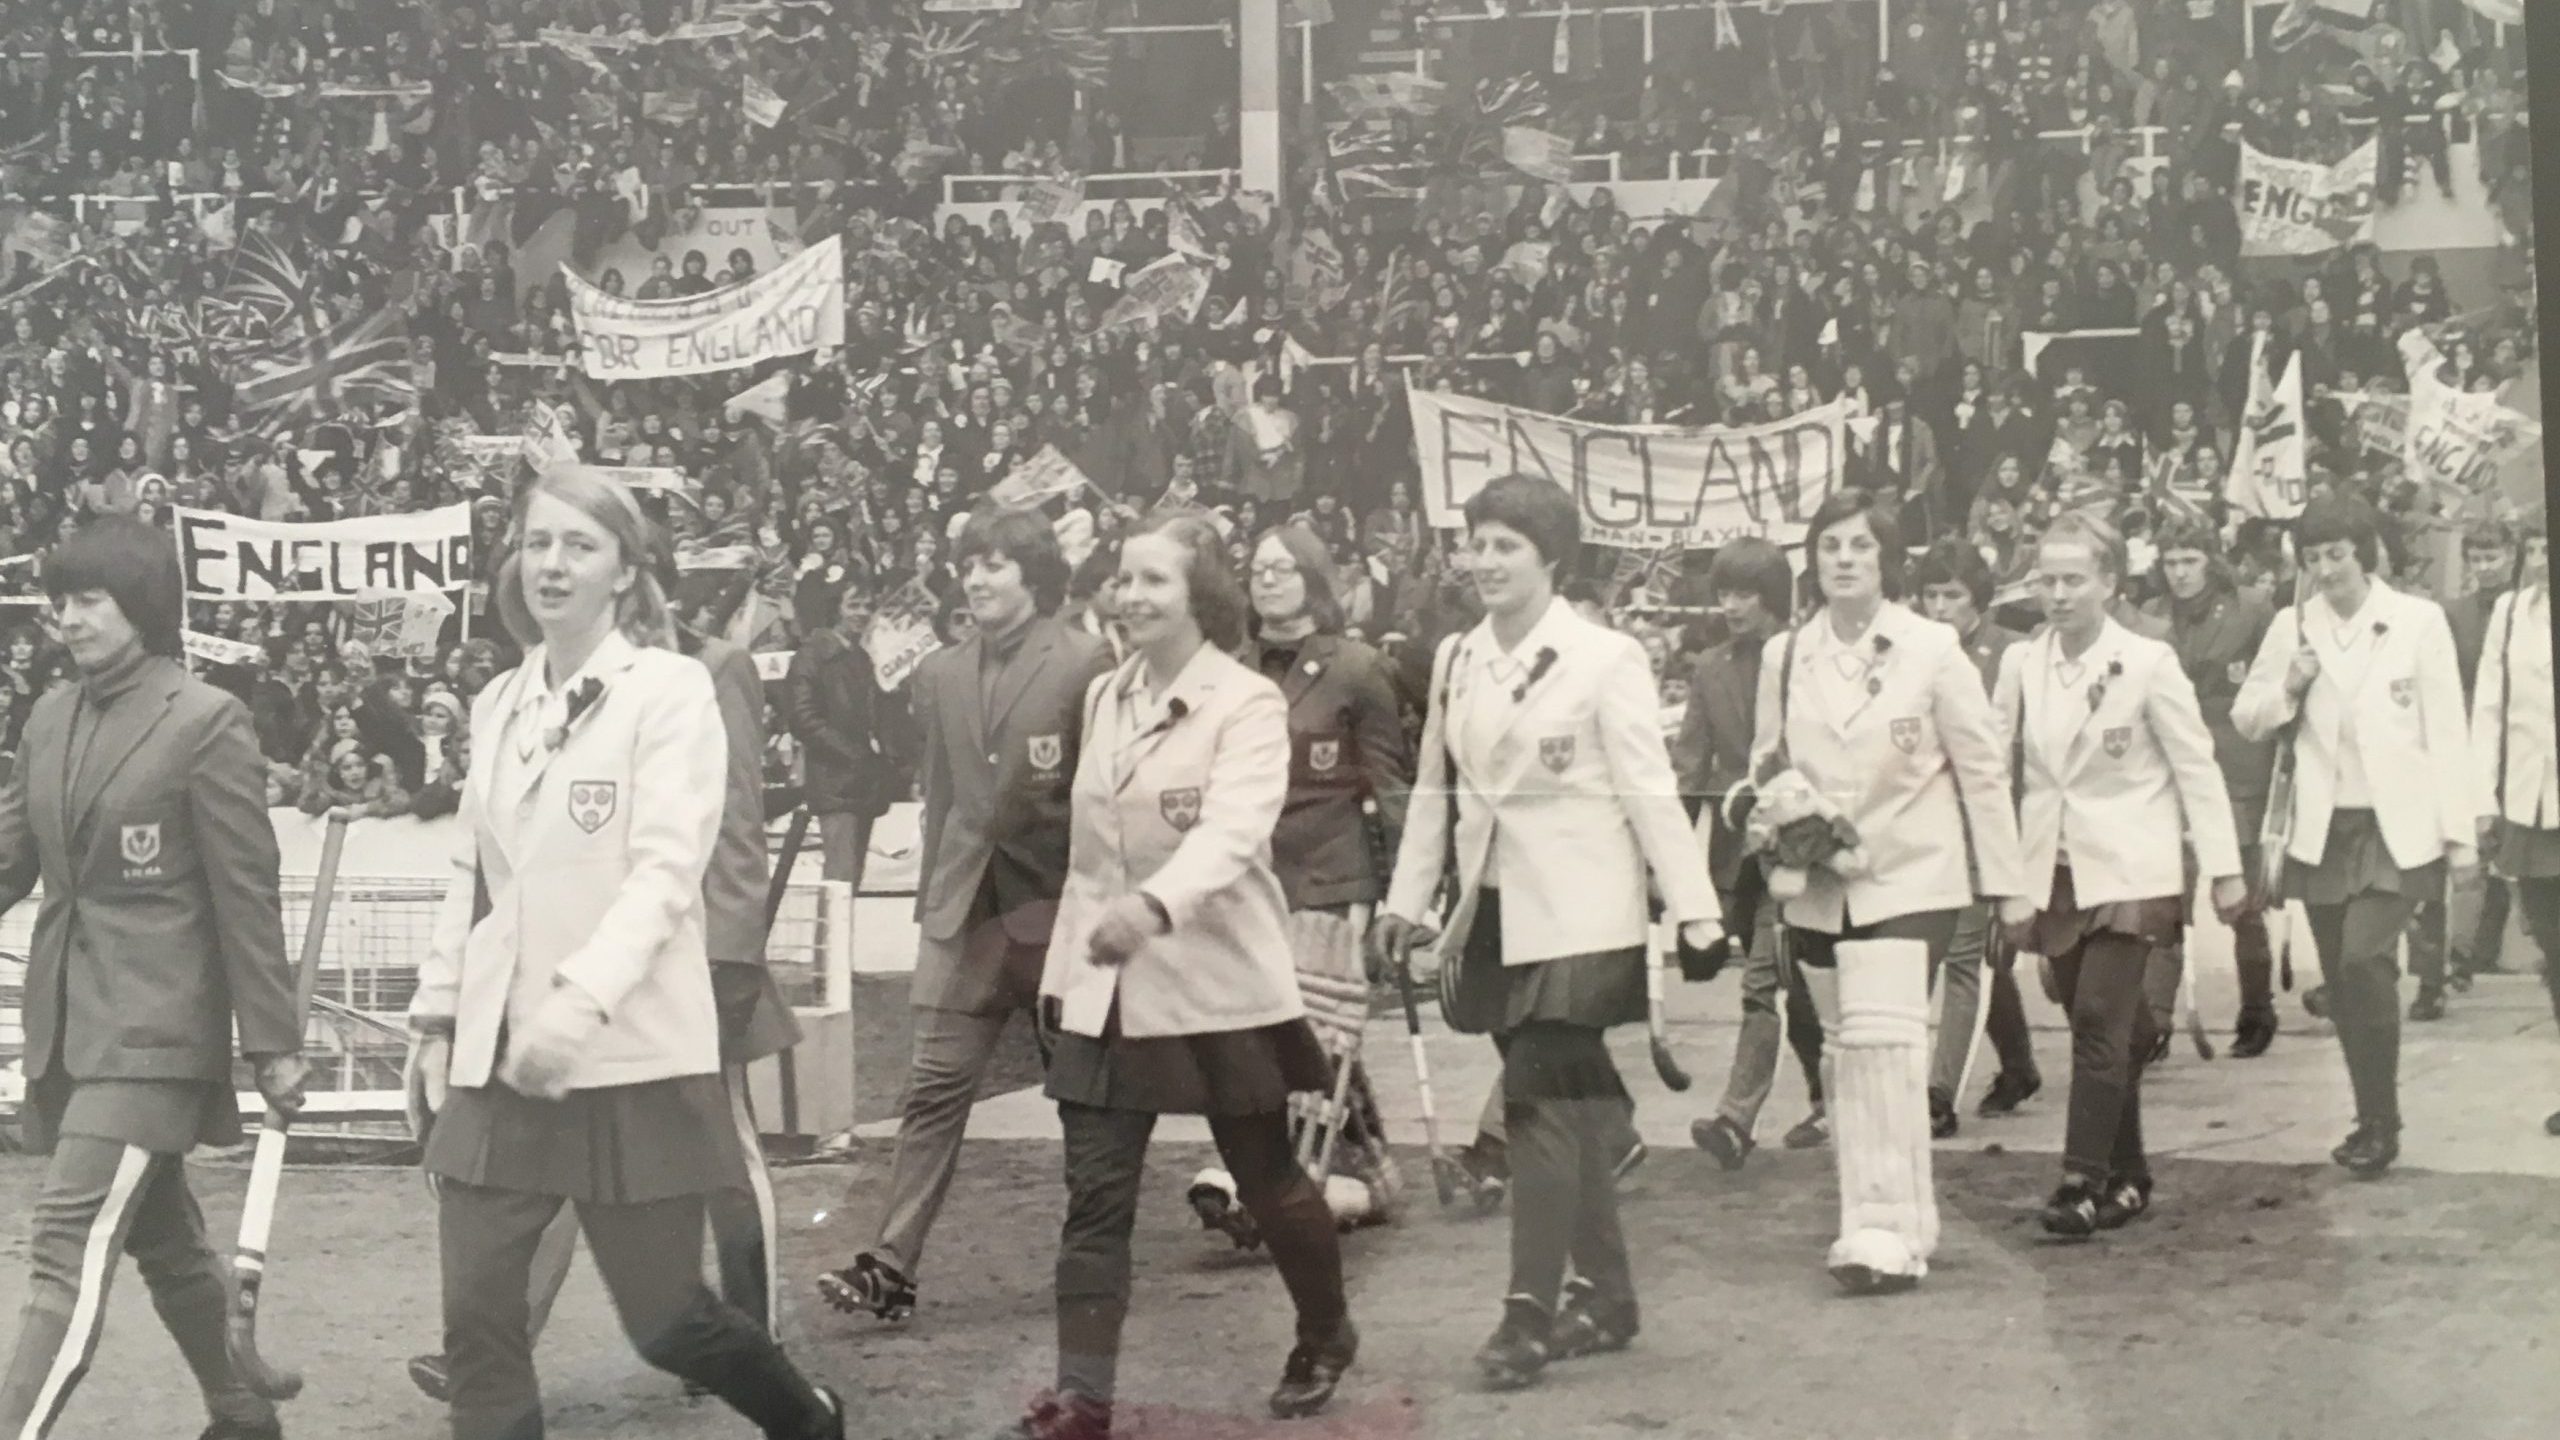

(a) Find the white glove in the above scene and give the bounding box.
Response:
[498,983,609,1102]
[404,1031,451,1141]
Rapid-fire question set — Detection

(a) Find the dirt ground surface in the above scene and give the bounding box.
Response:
[3,1135,2555,1440]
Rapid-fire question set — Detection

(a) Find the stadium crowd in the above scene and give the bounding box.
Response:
[0,0,2540,827]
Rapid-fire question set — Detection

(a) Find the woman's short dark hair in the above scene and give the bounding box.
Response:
[2295,493,2383,573]
[1462,474,1580,580]
[1132,512,1248,651]
[1910,537,1993,612]
[43,514,182,657]
[955,506,1070,614]
[1707,536,1795,617]
[1803,490,1907,600]
[1252,522,1342,634]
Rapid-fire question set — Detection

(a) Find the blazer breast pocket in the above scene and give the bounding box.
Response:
[104,804,199,889]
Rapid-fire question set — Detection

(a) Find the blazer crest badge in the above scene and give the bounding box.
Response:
[1159,787,1202,831]
[2103,726,2133,759]
[119,822,162,869]
[1539,735,1575,773]
[1028,733,1063,772]
[2388,677,2416,708]
[1889,716,1922,754]
[568,780,618,834]
[1308,739,1340,774]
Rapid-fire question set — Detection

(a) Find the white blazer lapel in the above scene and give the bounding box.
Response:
[1108,648,1219,795]
[2058,623,2123,780]
[1482,602,1575,772]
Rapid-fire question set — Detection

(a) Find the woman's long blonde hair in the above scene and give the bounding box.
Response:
[490,467,679,651]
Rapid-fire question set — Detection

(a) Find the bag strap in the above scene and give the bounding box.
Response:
[2494,589,2516,812]
[1768,622,1801,775]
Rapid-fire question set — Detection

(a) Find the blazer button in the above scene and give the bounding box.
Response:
[987,752,1000,766]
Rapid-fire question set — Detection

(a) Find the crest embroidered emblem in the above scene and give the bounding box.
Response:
[568,781,618,834]
[1539,735,1575,773]
[1028,733,1062,771]
[2103,726,2133,759]
[1308,739,1340,774]
[1159,787,1202,831]
[1890,717,1922,754]
[120,822,161,868]
[2389,677,2416,708]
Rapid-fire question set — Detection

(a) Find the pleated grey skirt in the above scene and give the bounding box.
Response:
[424,1073,744,1205]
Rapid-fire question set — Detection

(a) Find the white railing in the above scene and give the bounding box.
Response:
[940,167,1239,208]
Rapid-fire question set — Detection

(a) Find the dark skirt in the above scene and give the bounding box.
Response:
[2024,865,2186,958]
[2494,820,2560,880]
[424,1073,744,1205]
[2288,809,2445,909]
[1043,1004,1331,1118]
[1441,888,1647,1038]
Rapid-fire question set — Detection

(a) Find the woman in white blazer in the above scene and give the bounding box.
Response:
[402,470,842,1440]
[1991,513,2247,1238]
[2234,495,2476,1178]
[1020,512,1354,1438]
[1375,475,1722,1391]
[1746,491,2029,1294]
[2465,512,2560,1136]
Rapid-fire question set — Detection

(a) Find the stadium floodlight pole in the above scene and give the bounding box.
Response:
[1240,0,1282,198]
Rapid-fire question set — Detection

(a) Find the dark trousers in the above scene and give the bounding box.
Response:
[2049,932,2161,1186]
[2515,877,2560,1027]
[438,1180,830,1440]
[1054,1104,1343,1405]
[0,1141,270,1439]
[1982,944,2038,1076]
[2307,890,2419,1133]
[1504,1088,1636,1318]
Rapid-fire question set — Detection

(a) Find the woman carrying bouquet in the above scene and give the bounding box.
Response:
[1991,513,2247,1238]
[1374,475,1722,1389]
[1744,492,2028,1295]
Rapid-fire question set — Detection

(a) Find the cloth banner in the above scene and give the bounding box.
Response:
[174,504,474,599]
[2398,330,2541,500]
[2236,140,2378,257]
[2224,353,2308,520]
[1405,390,1849,547]
[567,236,844,378]
[183,630,265,667]
[743,75,787,127]
[1502,127,1576,185]
[989,446,1089,509]
[1019,177,1086,229]
[866,580,942,691]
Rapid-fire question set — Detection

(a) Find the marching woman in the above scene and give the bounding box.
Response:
[1012,512,1355,1439]
[2465,510,2558,1136]
[403,469,843,1440]
[1744,491,2028,1294]
[0,517,307,1440]
[1374,475,1722,1390]
[1991,514,2247,1237]
[1186,521,1413,1244]
[2235,494,2475,1178]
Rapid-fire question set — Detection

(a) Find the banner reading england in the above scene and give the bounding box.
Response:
[566,235,845,378]
[174,504,474,599]
[1405,390,1848,547]
[2236,140,2378,257]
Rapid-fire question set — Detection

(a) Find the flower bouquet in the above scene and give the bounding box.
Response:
[1731,764,1867,901]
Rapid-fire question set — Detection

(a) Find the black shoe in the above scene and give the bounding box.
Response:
[1691,1114,1754,1172]
[1782,1108,1829,1150]
[2141,1030,2172,1066]
[2040,1179,2100,1239]
[406,1352,449,1403]
[2330,1123,2369,1168]
[2303,984,2329,1020]
[992,1389,1112,1440]
[1473,1296,1551,1391]
[2546,1109,2560,1137]
[200,1423,284,1440]
[2408,987,2446,1022]
[1929,1088,1958,1140]
[1268,1321,1358,1418]
[815,1249,916,1321]
[1188,1179,1262,1250]
[2231,1016,2277,1059]
[1977,1069,2042,1117]
[2339,1126,2400,1179]
[2094,1176,2153,1230]
[802,1385,847,1440]
[1548,1278,1639,1361]
[1614,1138,1649,1185]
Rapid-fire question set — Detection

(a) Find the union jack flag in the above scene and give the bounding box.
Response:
[228,303,413,426]
[220,229,322,337]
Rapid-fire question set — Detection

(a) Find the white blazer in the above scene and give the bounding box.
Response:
[408,633,728,1091]
[2470,585,2554,830]
[1384,598,1718,966]
[2233,580,2473,870]
[1749,602,2027,932]
[1992,619,2243,911]
[1043,644,1303,1040]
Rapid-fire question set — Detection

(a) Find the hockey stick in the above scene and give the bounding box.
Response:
[760,806,813,1135]
[1647,919,1692,1091]
[229,814,350,1403]
[2177,949,2215,1061]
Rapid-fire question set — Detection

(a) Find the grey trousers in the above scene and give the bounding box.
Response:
[1928,902,2042,1103]
[1714,908,1827,1133]
[0,1140,271,1439]
[872,1003,1036,1276]
[816,811,874,890]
